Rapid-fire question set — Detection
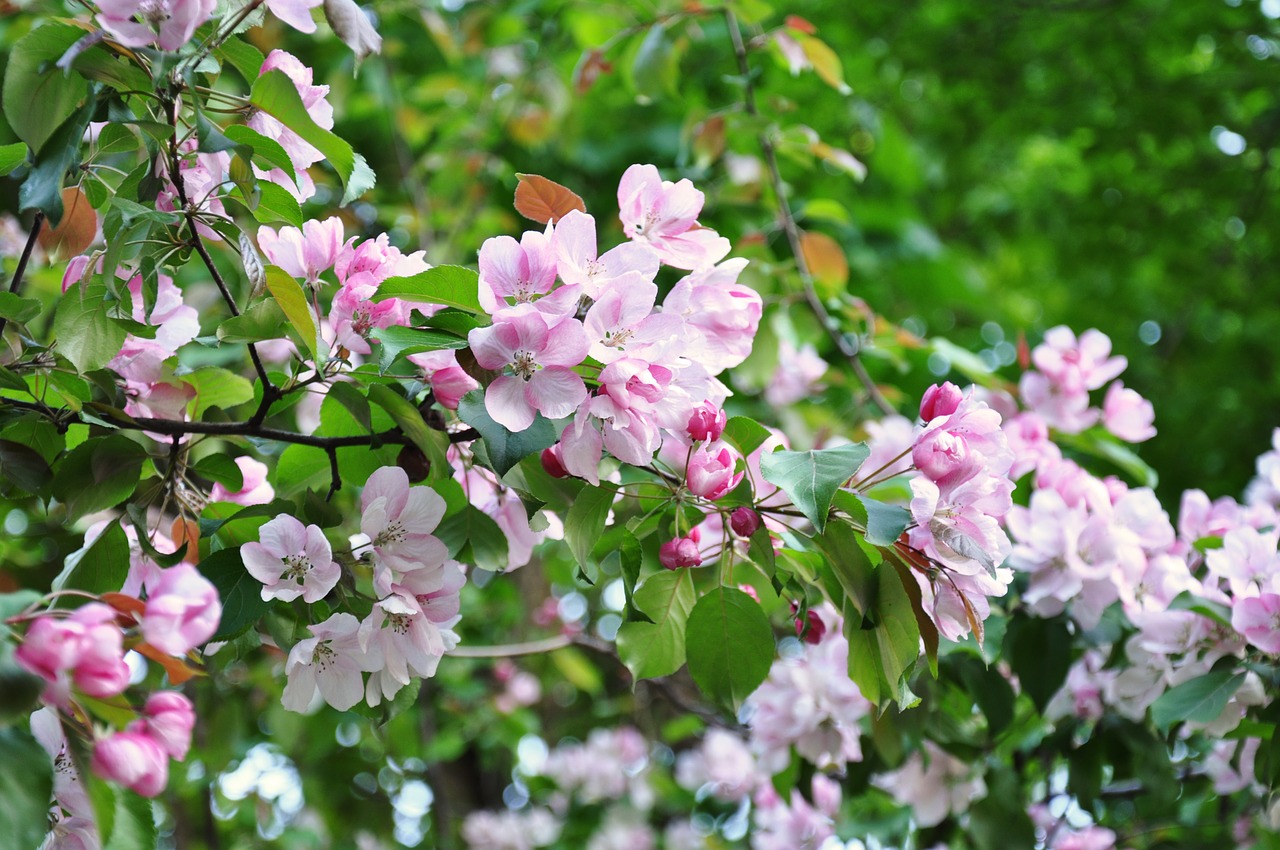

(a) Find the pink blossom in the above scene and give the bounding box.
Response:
[913,428,984,488]
[247,51,334,200]
[141,563,222,656]
[15,603,129,701]
[1205,527,1280,598]
[685,444,742,500]
[126,272,199,354]
[1232,593,1280,653]
[552,209,659,298]
[1032,326,1128,392]
[1103,381,1156,442]
[258,218,344,286]
[686,402,727,442]
[662,259,762,372]
[91,731,169,798]
[477,230,559,315]
[468,309,590,431]
[675,729,760,802]
[765,339,827,406]
[751,781,836,850]
[155,140,231,239]
[336,231,430,291]
[97,0,214,51]
[659,536,702,569]
[329,285,405,355]
[210,456,275,506]
[617,164,730,269]
[1004,411,1062,479]
[582,274,682,364]
[360,466,449,594]
[135,692,195,761]
[361,564,464,704]
[282,612,379,712]
[872,741,986,827]
[241,515,341,603]
[409,350,479,410]
[1018,370,1098,434]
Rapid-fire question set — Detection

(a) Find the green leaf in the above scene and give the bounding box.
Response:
[721,415,772,458]
[0,439,52,494]
[222,124,295,177]
[184,367,254,417]
[1003,614,1073,713]
[249,69,375,204]
[326,381,372,433]
[873,564,922,696]
[53,280,129,372]
[0,143,27,177]
[103,786,157,850]
[191,454,245,491]
[199,547,270,640]
[632,22,680,102]
[374,326,468,371]
[436,505,509,570]
[214,37,266,85]
[616,569,696,679]
[456,389,558,478]
[0,727,55,850]
[236,180,304,228]
[759,443,870,532]
[19,96,95,224]
[217,298,291,345]
[685,586,775,712]
[265,266,318,360]
[366,384,450,480]
[52,521,131,594]
[1151,669,1246,730]
[0,293,40,324]
[2,24,90,155]
[50,435,147,522]
[563,484,615,582]
[372,265,485,314]
[856,494,911,547]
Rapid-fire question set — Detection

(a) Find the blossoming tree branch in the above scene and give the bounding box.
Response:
[0,2,1277,849]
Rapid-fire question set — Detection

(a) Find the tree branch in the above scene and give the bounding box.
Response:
[0,211,46,340]
[725,12,896,417]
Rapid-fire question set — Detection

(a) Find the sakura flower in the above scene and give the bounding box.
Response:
[1032,326,1128,393]
[257,218,344,287]
[360,466,449,593]
[468,308,591,431]
[617,164,730,269]
[140,563,222,656]
[282,613,379,712]
[97,0,215,51]
[210,456,275,505]
[135,692,196,761]
[662,258,762,372]
[242,515,341,603]
[552,209,660,298]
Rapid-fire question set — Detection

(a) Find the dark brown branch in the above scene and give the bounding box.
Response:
[725,12,896,417]
[0,211,46,339]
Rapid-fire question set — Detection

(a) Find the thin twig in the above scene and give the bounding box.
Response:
[448,634,575,658]
[0,211,46,339]
[724,12,895,417]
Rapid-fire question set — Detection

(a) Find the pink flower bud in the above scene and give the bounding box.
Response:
[687,403,727,442]
[141,564,222,657]
[91,731,169,798]
[737,584,760,603]
[794,609,826,644]
[659,536,702,569]
[430,366,478,410]
[541,445,569,479]
[14,617,84,684]
[138,692,196,761]
[920,381,964,421]
[686,446,742,500]
[729,507,762,538]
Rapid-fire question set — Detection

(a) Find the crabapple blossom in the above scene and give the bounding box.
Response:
[617,164,730,269]
[1232,594,1280,653]
[140,563,222,656]
[582,274,682,364]
[730,507,762,538]
[1103,381,1156,442]
[361,563,464,704]
[751,776,838,850]
[765,339,827,406]
[872,741,987,827]
[675,728,760,802]
[31,708,92,821]
[409,350,479,409]
[686,402,727,442]
[684,444,742,500]
[97,0,214,52]
[323,0,383,59]
[267,0,322,32]
[282,612,379,712]
[91,731,169,798]
[662,258,762,372]
[477,230,559,315]
[794,608,826,644]
[360,465,450,594]
[133,692,196,761]
[468,308,591,431]
[920,381,965,421]
[247,51,334,200]
[241,515,342,603]
[552,209,659,297]
[16,603,130,702]
[257,218,344,287]
[1032,326,1128,392]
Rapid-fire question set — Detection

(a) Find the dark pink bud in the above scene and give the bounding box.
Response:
[541,445,569,478]
[920,381,964,421]
[730,507,762,538]
[139,691,195,761]
[687,403,727,442]
[659,536,702,569]
[92,731,169,798]
[912,428,982,487]
[795,609,826,644]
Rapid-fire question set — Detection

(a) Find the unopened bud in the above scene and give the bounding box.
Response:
[659,536,702,570]
[919,381,964,422]
[687,402,727,442]
[729,507,762,538]
[541,445,568,478]
[323,0,383,62]
[795,609,826,644]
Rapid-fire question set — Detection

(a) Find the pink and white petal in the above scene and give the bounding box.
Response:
[259,515,307,558]
[528,368,587,420]
[486,376,538,432]
[478,235,527,300]
[303,560,342,603]
[467,323,517,370]
[539,318,590,367]
[267,0,321,33]
[398,487,447,535]
[242,542,286,586]
[362,466,410,516]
